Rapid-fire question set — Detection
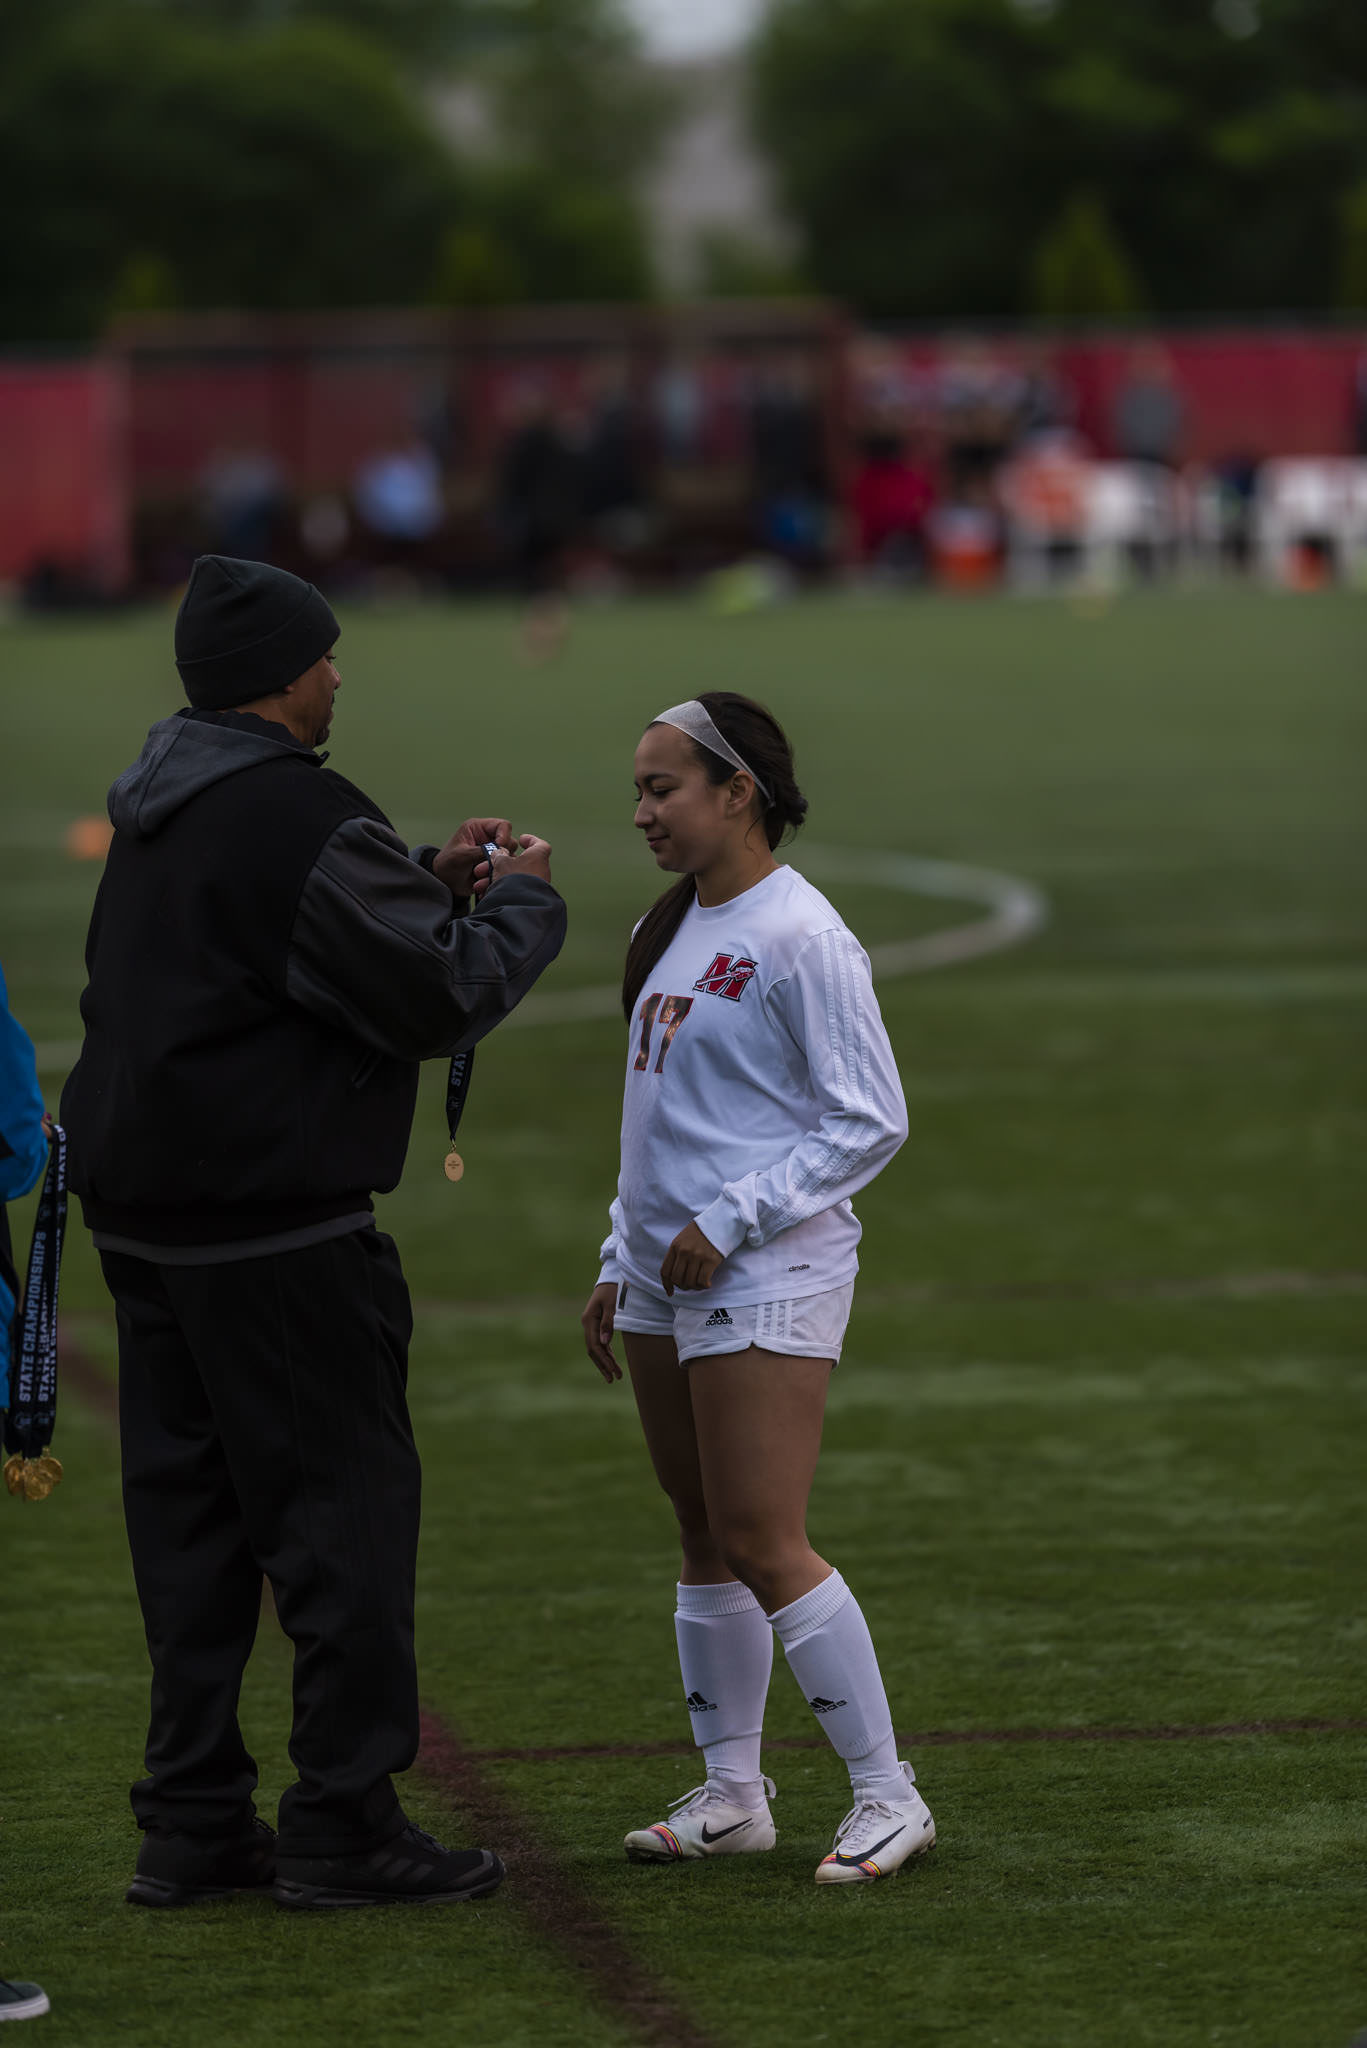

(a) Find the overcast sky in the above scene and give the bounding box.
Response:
[624,0,767,59]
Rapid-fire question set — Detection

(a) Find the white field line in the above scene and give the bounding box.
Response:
[31,848,1049,1067]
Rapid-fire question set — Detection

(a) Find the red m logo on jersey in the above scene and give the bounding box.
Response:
[693,952,757,1001]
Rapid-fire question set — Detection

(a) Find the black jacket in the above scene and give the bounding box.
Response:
[61,709,566,1246]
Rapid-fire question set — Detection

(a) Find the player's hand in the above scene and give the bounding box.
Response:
[483,833,553,896]
[433,817,517,898]
[660,1222,723,1296]
[581,1281,621,1383]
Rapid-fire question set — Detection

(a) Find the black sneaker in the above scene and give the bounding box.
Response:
[273,1824,504,1910]
[0,1977,51,2021]
[126,1817,276,1908]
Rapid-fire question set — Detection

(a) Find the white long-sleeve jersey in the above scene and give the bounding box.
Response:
[598,865,908,1306]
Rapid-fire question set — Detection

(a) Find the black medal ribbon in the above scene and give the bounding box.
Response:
[441,839,500,1180]
[445,1048,475,1152]
[4,1122,67,1460]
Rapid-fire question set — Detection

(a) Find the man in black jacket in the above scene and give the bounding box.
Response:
[61,555,567,1911]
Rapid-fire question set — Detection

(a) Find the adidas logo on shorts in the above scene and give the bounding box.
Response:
[686,1690,717,1713]
[809,1695,848,1714]
[703,1307,734,1327]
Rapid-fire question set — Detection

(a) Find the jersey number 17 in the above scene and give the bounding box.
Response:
[634,993,693,1073]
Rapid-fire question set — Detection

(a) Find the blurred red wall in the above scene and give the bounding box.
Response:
[0,320,1362,587]
[117,323,1367,494]
[0,361,130,586]
[1055,330,1363,460]
[883,329,1365,462]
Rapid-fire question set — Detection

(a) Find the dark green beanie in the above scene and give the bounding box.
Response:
[175,555,340,709]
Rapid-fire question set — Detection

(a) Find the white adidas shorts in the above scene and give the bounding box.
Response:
[613,1279,855,1366]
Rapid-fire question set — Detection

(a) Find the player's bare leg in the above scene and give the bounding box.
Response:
[624,1332,726,1584]
[690,1346,934,1884]
[686,1347,833,1614]
[621,1333,776,1862]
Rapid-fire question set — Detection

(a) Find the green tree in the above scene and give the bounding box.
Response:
[0,0,663,339]
[749,0,1367,317]
[1029,193,1146,318]
[1338,180,1367,310]
[0,14,460,340]
[108,253,184,317]
[428,222,526,306]
[427,166,652,305]
[468,163,652,300]
[751,0,1050,319]
[693,227,808,300]
[478,0,676,186]
[94,0,493,62]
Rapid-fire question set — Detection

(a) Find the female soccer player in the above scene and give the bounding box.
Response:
[580,692,935,1886]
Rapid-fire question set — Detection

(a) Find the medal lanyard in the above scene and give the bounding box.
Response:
[3,1121,67,1502]
[443,1048,474,1184]
[442,841,499,1185]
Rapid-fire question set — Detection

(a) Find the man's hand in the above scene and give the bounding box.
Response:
[581,1281,621,1383]
[480,833,553,898]
[432,817,517,899]
[660,1221,723,1297]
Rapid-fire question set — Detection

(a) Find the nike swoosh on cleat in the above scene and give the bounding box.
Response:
[830,1825,906,1867]
[700,1819,754,1844]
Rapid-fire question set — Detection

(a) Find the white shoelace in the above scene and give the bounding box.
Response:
[832,1793,909,1855]
[668,1773,776,1819]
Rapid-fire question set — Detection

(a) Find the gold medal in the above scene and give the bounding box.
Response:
[3,1452,64,1502]
[444,1150,465,1183]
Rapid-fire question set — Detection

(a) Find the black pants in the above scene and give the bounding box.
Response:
[101,1227,421,1857]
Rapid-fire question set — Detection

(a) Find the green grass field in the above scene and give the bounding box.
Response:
[1,587,1363,2047]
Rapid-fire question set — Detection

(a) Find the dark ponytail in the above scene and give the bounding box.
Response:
[621,691,808,1020]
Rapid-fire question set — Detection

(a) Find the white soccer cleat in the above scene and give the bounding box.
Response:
[624,1777,777,1863]
[814,1764,935,1885]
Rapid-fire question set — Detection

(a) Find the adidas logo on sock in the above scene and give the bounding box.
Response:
[809,1695,848,1714]
[686,1690,717,1713]
[703,1307,734,1327]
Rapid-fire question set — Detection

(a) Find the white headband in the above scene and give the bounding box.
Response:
[650,700,773,804]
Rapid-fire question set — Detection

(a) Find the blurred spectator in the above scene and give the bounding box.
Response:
[1012,339,1076,447]
[579,360,648,557]
[998,429,1093,584]
[1111,343,1185,468]
[851,338,924,435]
[415,376,460,472]
[925,499,1002,591]
[1208,454,1260,572]
[298,493,352,572]
[198,444,284,562]
[352,437,445,573]
[653,352,706,467]
[748,354,831,568]
[1353,346,1367,457]
[850,428,935,581]
[938,337,1020,497]
[492,389,581,654]
[20,558,111,613]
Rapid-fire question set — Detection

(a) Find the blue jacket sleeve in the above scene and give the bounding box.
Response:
[0,964,49,1203]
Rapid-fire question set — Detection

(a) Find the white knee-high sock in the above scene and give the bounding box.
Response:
[674,1580,774,1807]
[769,1569,909,1802]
